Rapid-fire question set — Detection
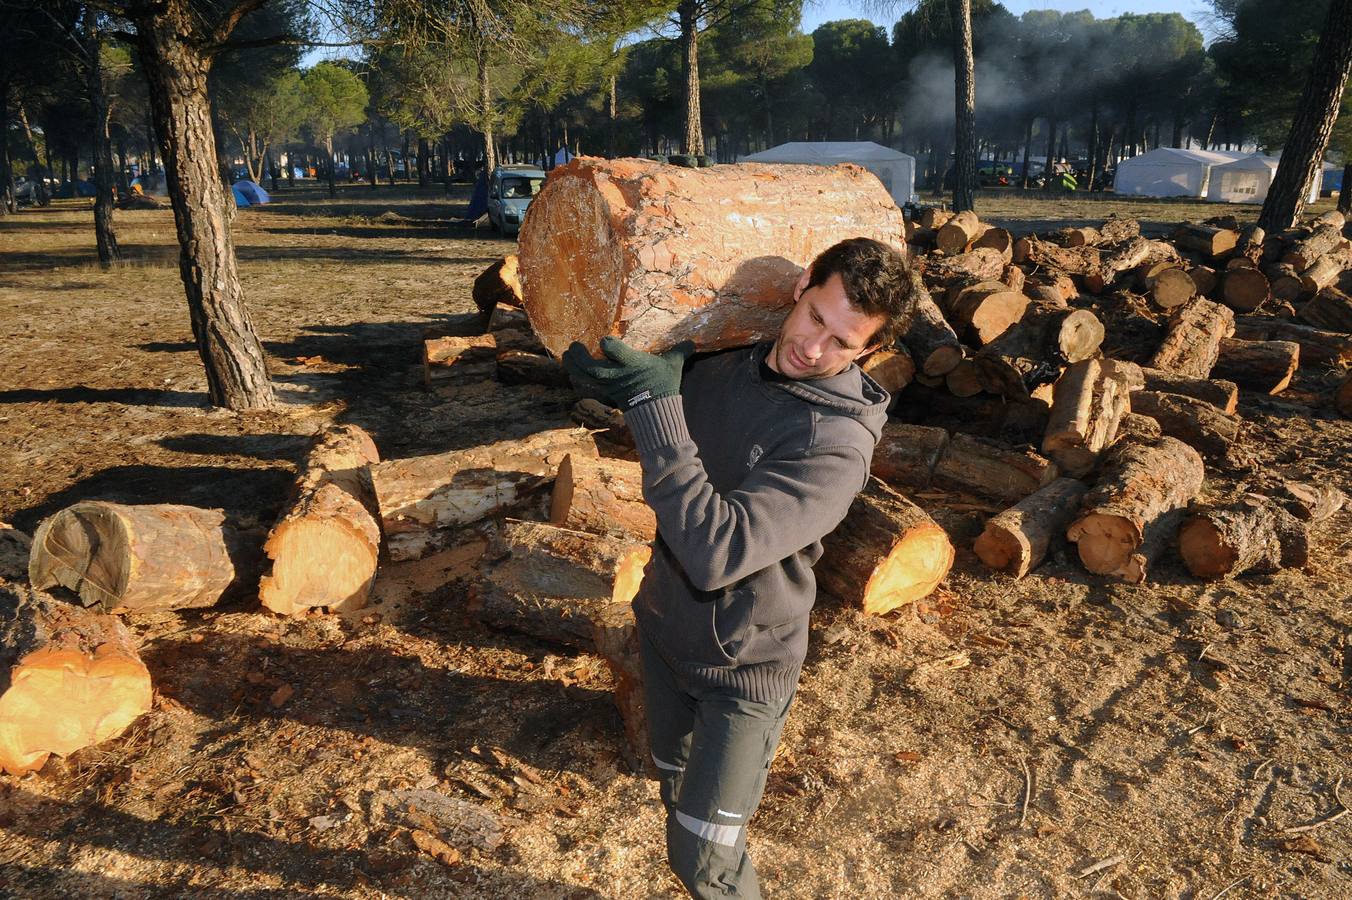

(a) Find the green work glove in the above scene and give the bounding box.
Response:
[562,336,695,410]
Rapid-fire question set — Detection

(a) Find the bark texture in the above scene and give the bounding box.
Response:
[974,477,1089,579]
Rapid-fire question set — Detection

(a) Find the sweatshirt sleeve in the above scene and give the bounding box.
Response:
[624,394,869,592]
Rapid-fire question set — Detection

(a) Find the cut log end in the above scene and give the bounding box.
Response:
[1176,518,1234,579]
[259,512,378,616]
[1067,512,1139,576]
[860,524,954,616]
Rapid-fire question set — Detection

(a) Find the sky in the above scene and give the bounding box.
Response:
[800,0,1220,41]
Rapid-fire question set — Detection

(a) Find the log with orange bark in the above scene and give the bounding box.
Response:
[369,428,600,561]
[0,583,152,775]
[818,479,953,615]
[1148,298,1235,379]
[974,478,1089,579]
[259,425,381,617]
[1233,316,1352,368]
[974,302,1104,399]
[28,502,257,613]
[468,520,651,650]
[1066,435,1204,582]
[516,157,909,356]
[1177,497,1308,580]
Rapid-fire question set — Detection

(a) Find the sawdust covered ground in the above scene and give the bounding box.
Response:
[0,186,1348,899]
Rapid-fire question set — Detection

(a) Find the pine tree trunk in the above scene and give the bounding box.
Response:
[86,14,121,266]
[477,39,498,175]
[679,1,705,157]
[132,0,275,410]
[325,136,336,198]
[949,0,976,213]
[1257,0,1352,231]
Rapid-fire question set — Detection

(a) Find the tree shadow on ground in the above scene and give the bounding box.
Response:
[10,464,294,534]
[0,790,611,899]
[0,386,205,408]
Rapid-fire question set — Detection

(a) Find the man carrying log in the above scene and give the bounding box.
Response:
[563,238,914,899]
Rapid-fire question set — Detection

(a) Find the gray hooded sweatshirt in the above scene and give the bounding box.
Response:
[623,342,890,702]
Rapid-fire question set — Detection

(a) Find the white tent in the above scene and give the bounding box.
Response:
[741,141,916,205]
[1113,148,1248,198]
[1206,155,1320,204]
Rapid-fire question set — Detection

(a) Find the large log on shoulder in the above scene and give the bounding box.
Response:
[259,425,382,616]
[818,479,953,616]
[974,477,1089,579]
[28,502,256,613]
[1066,435,1204,582]
[370,428,600,561]
[517,157,909,356]
[0,583,152,775]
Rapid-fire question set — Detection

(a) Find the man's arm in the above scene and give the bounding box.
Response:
[626,396,868,592]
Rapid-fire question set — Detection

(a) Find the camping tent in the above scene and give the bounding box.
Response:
[741,141,917,205]
[1206,155,1319,204]
[231,184,252,207]
[1113,148,1247,198]
[1322,162,1343,195]
[233,180,270,205]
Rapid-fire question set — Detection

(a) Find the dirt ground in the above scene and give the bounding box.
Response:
[0,184,1348,899]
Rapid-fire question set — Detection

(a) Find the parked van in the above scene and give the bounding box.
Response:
[488,165,546,235]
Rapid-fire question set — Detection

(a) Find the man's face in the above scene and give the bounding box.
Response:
[768,269,887,380]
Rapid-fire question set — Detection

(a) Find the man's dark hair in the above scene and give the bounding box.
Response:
[806,237,916,348]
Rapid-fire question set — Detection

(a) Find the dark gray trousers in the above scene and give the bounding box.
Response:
[639,630,795,899]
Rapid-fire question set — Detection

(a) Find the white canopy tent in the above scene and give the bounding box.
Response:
[741,142,916,205]
[1206,155,1320,204]
[1113,148,1248,198]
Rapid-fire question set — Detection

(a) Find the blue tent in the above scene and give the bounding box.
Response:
[231,184,252,207]
[234,180,270,205]
[464,170,488,219]
[75,180,97,197]
[293,166,305,179]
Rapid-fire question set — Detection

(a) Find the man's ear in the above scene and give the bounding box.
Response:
[793,265,812,300]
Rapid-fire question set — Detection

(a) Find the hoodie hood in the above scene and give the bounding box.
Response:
[748,342,889,441]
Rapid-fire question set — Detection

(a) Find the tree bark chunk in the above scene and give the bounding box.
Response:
[259,425,381,616]
[0,584,152,775]
[974,478,1089,578]
[818,479,953,615]
[1139,368,1239,414]
[29,503,254,613]
[370,428,600,561]
[1066,435,1204,582]
[517,157,909,356]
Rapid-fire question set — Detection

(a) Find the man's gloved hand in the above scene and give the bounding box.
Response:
[562,336,695,410]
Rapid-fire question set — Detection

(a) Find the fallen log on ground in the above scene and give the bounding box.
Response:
[936,210,987,255]
[1148,267,1197,310]
[902,269,963,376]
[1178,497,1308,579]
[973,478,1089,579]
[1148,298,1235,379]
[860,348,916,395]
[870,423,949,490]
[818,479,952,616]
[468,520,650,650]
[550,454,655,541]
[1233,316,1352,367]
[1282,224,1344,270]
[0,583,152,775]
[1128,390,1239,459]
[259,425,381,616]
[370,428,600,561]
[1299,287,1352,333]
[1210,338,1300,395]
[1139,368,1239,414]
[1100,238,1180,285]
[931,432,1059,502]
[516,157,909,356]
[1066,435,1204,582]
[947,282,1029,345]
[28,502,256,613]
[1174,223,1238,259]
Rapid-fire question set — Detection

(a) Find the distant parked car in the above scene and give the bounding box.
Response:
[487,165,546,235]
[11,176,51,207]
